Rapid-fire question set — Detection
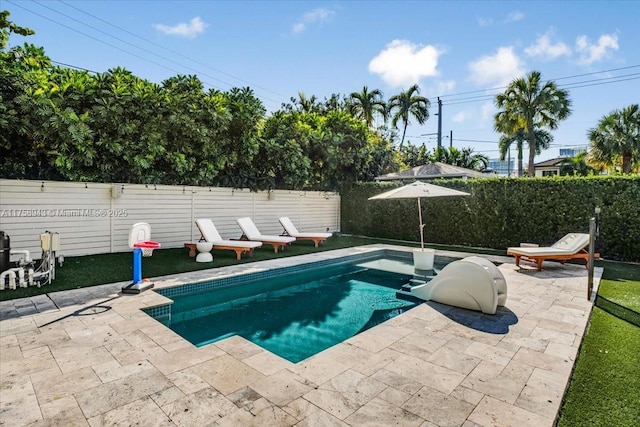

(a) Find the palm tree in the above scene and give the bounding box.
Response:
[495,113,526,177]
[588,104,640,174]
[348,86,386,128]
[458,147,489,171]
[497,127,554,177]
[431,146,489,171]
[388,84,430,147]
[559,151,598,176]
[322,93,347,113]
[291,92,319,113]
[495,71,571,176]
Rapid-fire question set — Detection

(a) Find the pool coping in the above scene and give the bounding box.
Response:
[0,244,602,426]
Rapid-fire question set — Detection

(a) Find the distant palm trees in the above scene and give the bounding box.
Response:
[388,84,430,148]
[496,125,553,177]
[495,71,571,176]
[559,152,598,176]
[588,104,640,174]
[347,84,430,148]
[432,146,489,171]
[288,85,432,150]
[348,86,386,128]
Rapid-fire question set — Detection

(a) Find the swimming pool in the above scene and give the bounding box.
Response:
[145,251,454,362]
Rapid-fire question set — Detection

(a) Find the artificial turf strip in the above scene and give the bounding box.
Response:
[557,263,640,427]
[596,260,640,312]
[557,308,640,426]
[0,234,506,302]
[0,235,375,301]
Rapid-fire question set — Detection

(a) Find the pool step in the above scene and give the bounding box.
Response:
[396,288,421,302]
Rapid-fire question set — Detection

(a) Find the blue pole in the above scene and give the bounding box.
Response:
[133,248,142,284]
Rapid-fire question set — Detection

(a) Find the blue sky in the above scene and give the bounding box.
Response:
[4,0,639,162]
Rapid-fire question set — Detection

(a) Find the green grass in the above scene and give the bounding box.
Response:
[0,235,375,301]
[557,261,640,426]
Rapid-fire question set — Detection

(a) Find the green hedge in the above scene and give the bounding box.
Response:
[341,176,640,262]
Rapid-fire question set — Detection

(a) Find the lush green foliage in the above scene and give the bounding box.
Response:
[0,13,513,191]
[588,103,640,174]
[342,176,640,261]
[559,151,599,176]
[1,13,404,191]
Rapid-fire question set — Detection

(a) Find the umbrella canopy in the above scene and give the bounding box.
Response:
[368,181,470,249]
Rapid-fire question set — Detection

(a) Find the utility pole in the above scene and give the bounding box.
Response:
[436,97,442,151]
[449,130,453,148]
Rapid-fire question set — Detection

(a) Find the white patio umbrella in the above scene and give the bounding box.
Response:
[368,181,470,250]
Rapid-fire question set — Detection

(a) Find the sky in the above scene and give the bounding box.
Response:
[3,0,640,163]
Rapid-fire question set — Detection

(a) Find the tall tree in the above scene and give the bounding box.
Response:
[290,92,319,113]
[497,127,553,177]
[387,84,430,147]
[495,71,571,176]
[321,93,347,113]
[399,143,430,168]
[495,114,527,176]
[559,151,598,176]
[348,86,386,128]
[497,129,525,177]
[588,104,640,174]
[432,146,489,171]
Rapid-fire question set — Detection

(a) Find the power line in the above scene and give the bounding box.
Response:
[7,1,201,84]
[56,0,285,98]
[8,0,284,107]
[50,60,99,74]
[32,0,239,87]
[438,64,640,102]
[442,74,640,106]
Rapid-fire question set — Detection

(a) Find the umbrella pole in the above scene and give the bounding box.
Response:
[418,198,424,250]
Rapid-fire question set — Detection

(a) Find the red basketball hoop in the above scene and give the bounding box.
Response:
[133,241,161,257]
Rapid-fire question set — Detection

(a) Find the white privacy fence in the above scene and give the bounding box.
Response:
[0,179,341,260]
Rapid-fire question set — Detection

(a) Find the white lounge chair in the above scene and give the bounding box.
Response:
[193,219,262,260]
[278,217,332,247]
[236,217,296,253]
[507,233,597,271]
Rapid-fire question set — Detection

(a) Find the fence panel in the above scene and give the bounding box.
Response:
[0,180,341,260]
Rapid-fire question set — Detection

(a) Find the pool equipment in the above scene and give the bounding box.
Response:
[122,222,160,295]
[0,230,62,290]
[399,255,507,314]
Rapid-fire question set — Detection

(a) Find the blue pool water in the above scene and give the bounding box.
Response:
[146,252,452,362]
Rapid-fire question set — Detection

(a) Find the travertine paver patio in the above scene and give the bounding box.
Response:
[0,245,602,426]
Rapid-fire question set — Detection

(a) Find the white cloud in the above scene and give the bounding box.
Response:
[292,8,335,34]
[369,40,443,87]
[468,46,525,87]
[477,17,492,27]
[452,111,467,123]
[525,31,571,60]
[153,17,207,38]
[478,11,523,27]
[505,11,524,23]
[575,33,619,65]
[437,80,456,94]
[480,102,495,122]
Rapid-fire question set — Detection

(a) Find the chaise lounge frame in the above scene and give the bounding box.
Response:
[506,233,599,271]
[278,217,332,248]
[191,219,262,260]
[236,217,296,253]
